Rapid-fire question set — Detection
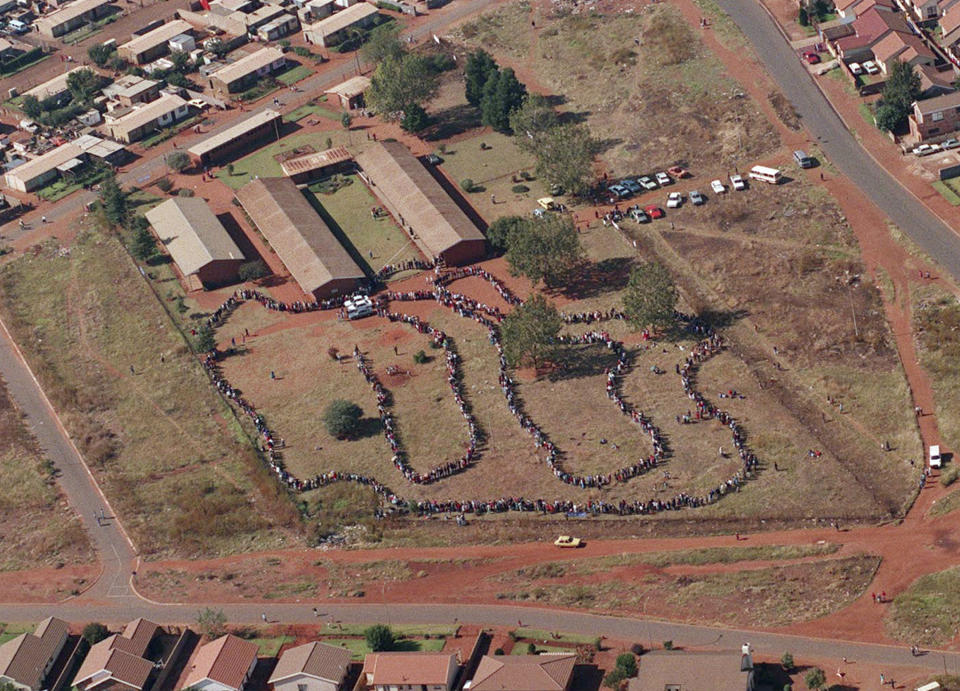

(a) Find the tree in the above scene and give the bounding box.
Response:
[613,654,637,678]
[128,223,156,261]
[99,171,128,226]
[780,652,794,671]
[364,624,395,652]
[486,215,527,252]
[238,260,269,281]
[165,150,191,173]
[530,123,600,197]
[81,622,110,645]
[480,67,526,133]
[341,111,352,129]
[66,68,101,106]
[877,60,920,131]
[622,262,678,331]
[196,607,227,638]
[602,668,626,689]
[361,22,405,64]
[169,50,192,74]
[401,103,430,132]
[797,7,809,25]
[873,103,899,132]
[803,667,826,690]
[500,293,562,368]
[87,43,114,67]
[505,213,583,288]
[464,49,498,107]
[21,94,41,119]
[195,324,217,353]
[324,399,364,439]
[366,53,439,119]
[509,94,559,152]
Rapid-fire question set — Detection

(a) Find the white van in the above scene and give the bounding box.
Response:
[344,295,374,320]
[748,165,782,184]
[929,445,942,468]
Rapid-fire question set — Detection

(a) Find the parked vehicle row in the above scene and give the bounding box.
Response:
[607,170,679,200]
[912,139,960,157]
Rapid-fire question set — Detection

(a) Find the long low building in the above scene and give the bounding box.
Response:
[34,0,114,37]
[208,47,286,96]
[102,92,191,143]
[280,145,352,183]
[302,2,377,47]
[187,108,281,165]
[117,19,193,65]
[235,177,365,299]
[21,66,90,105]
[3,141,84,192]
[356,141,486,266]
[145,197,245,288]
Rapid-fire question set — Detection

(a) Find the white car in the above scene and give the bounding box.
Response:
[689,189,705,205]
[912,143,941,156]
[730,174,747,191]
[655,171,672,186]
[638,176,658,190]
[666,192,683,208]
[710,179,726,194]
[863,60,879,75]
[849,62,863,75]
[941,138,960,150]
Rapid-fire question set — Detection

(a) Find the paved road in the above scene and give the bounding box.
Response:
[717,0,960,281]
[0,315,137,600]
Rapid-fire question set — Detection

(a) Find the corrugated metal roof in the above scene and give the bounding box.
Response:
[280,145,351,176]
[145,197,244,276]
[184,635,257,691]
[187,108,281,158]
[34,0,112,31]
[118,20,192,57]
[105,92,188,137]
[22,66,90,100]
[235,177,364,295]
[269,642,351,685]
[212,47,284,87]
[4,142,84,186]
[324,75,370,99]
[304,2,376,38]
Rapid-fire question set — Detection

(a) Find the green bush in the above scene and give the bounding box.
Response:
[413,350,428,364]
[526,642,537,655]
[511,184,529,193]
[177,188,194,197]
[614,654,637,677]
[663,640,673,650]
[941,465,959,487]
[155,177,173,193]
[238,260,269,282]
[82,622,109,645]
[494,648,505,655]
[780,652,794,671]
[364,624,395,652]
[324,399,364,439]
[461,178,476,192]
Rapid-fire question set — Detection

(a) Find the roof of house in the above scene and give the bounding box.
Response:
[258,13,297,31]
[941,1,960,39]
[187,108,281,158]
[145,197,244,275]
[268,642,352,685]
[469,655,576,691]
[0,617,69,691]
[22,66,89,100]
[118,19,193,57]
[873,30,934,63]
[305,2,377,37]
[74,620,160,691]
[914,88,960,113]
[280,145,352,176]
[918,63,957,93]
[183,635,257,691]
[324,75,370,100]
[235,177,364,295]
[4,141,83,184]
[34,0,112,30]
[627,652,748,691]
[104,92,188,135]
[835,0,865,14]
[355,141,485,259]
[212,46,284,85]
[835,6,909,50]
[101,74,159,100]
[362,653,457,687]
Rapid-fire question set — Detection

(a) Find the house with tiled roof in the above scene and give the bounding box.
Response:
[872,31,936,73]
[830,6,913,59]
[74,619,161,691]
[0,618,69,691]
[940,2,960,58]
[835,0,896,22]
[361,653,458,691]
[268,642,352,691]
[466,654,576,691]
[910,89,960,140]
[181,635,257,691]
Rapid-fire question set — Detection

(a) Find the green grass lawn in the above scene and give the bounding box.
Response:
[0,623,36,644]
[278,64,314,86]
[249,636,294,656]
[857,103,876,127]
[322,624,456,637]
[305,175,422,276]
[511,644,572,654]
[215,131,352,189]
[319,637,446,660]
[238,78,281,104]
[284,102,337,123]
[933,180,960,206]
[0,52,49,79]
[888,566,960,645]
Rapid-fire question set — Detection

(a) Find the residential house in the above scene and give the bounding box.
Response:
[101,74,161,107]
[208,47,286,96]
[466,655,575,691]
[834,0,895,21]
[181,635,257,691]
[21,66,89,106]
[3,141,85,192]
[298,0,334,23]
[34,0,114,37]
[910,89,960,139]
[302,2,378,47]
[361,653,458,691]
[256,13,299,40]
[324,74,369,110]
[268,642,352,691]
[829,6,913,60]
[73,619,160,691]
[627,651,755,691]
[917,63,957,96]
[940,2,960,59]
[102,91,191,143]
[0,617,70,691]
[117,19,194,64]
[872,30,936,73]
[903,0,939,20]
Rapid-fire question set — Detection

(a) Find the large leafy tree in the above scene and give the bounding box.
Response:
[366,53,439,120]
[364,625,395,652]
[486,215,527,252]
[464,49,498,107]
[66,68,101,106]
[505,213,583,288]
[480,67,526,133]
[361,22,405,64]
[509,94,559,151]
[98,170,128,226]
[529,123,600,196]
[323,399,364,439]
[500,294,563,368]
[876,60,920,131]
[622,262,678,331]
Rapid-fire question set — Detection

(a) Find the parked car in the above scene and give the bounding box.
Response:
[710,179,726,194]
[426,153,443,165]
[912,143,941,156]
[638,176,658,190]
[849,62,863,75]
[631,208,650,223]
[607,184,630,198]
[667,165,691,178]
[666,191,683,208]
[645,204,665,219]
[555,535,582,548]
[621,178,642,194]
[690,189,705,205]
[655,171,672,186]
[863,60,879,75]
[941,138,960,150]
[802,51,820,64]
[730,174,747,190]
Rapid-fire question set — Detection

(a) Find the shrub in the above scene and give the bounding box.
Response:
[177,188,194,197]
[662,640,673,650]
[364,624,395,652]
[527,642,537,655]
[614,653,637,677]
[781,652,794,671]
[323,399,364,439]
[511,184,529,193]
[196,608,226,638]
[279,39,291,49]
[630,643,645,656]
[602,669,626,689]
[226,163,235,176]
[941,465,959,487]
[238,260,269,281]
[461,178,476,192]
[155,177,173,193]
[413,350,427,364]
[494,648,505,655]
[803,668,826,690]
[294,46,311,57]
[165,150,191,172]
[82,622,109,645]
[594,637,602,651]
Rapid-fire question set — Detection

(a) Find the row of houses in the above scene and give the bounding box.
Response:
[2,133,125,191]
[178,0,301,41]
[33,0,113,37]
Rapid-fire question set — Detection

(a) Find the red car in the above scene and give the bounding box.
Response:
[644,204,664,219]
[802,51,821,64]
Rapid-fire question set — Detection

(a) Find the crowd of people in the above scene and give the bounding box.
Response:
[197,265,762,518]
[375,258,433,281]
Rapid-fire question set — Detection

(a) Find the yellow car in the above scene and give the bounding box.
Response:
[554,535,582,548]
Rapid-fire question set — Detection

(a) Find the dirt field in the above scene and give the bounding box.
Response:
[912,284,960,456]
[0,376,91,571]
[0,226,300,558]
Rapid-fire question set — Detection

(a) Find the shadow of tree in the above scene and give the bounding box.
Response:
[560,256,634,299]
[545,343,622,382]
[423,103,483,141]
